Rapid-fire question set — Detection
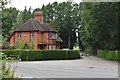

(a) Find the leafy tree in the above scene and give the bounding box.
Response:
[2,7,18,44]
[79,2,119,54]
[22,6,32,23]
[11,11,23,33]
[38,2,80,49]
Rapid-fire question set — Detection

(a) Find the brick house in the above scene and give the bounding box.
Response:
[8,11,63,50]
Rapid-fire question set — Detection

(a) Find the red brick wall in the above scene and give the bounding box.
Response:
[56,42,60,49]
[9,31,61,50]
[10,32,36,48]
[34,32,38,49]
[10,34,15,46]
[41,32,48,49]
[15,32,31,44]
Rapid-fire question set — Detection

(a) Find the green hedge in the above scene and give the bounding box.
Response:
[1,50,80,61]
[97,50,120,61]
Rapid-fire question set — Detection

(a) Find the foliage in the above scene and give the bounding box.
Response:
[79,2,119,54]
[1,50,80,61]
[2,62,21,80]
[1,0,11,9]
[2,7,19,44]
[22,6,32,23]
[68,50,80,59]
[2,52,17,60]
[11,12,23,33]
[14,39,34,50]
[97,50,120,61]
[1,52,20,79]
[2,62,14,78]
[2,6,32,44]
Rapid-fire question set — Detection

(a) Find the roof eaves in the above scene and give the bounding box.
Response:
[56,36,63,42]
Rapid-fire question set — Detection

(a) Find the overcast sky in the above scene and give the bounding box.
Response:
[6,0,82,11]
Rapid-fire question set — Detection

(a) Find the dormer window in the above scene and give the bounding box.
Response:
[48,32,57,39]
[18,32,21,39]
[30,32,34,39]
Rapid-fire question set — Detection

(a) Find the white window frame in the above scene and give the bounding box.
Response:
[48,45,56,50]
[49,45,52,50]
[18,32,21,39]
[52,45,56,50]
[30,32,34,39]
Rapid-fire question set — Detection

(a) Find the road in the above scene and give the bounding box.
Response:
[11,56,118,78]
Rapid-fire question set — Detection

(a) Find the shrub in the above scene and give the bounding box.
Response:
[118,51,120,61]
[68,50,80,59]
[97,50,120,61]
[1,50,80,61]
[42,50,68,60]
[2,62,21,80]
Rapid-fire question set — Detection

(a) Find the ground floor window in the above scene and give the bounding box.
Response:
[48,45,56,50]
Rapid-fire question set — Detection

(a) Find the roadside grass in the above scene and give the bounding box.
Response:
[0,52,21,79]
[1,60,21,80]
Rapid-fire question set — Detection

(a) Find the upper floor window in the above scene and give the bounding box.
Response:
[18,32,21,39]
[48,32,57,39]
[30,32,34,39]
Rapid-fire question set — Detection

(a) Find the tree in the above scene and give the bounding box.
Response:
[22,6,32,23]
[79,2,119,54]
[2,7,18,44]
[11,11,23,33]
[39,2,80,49]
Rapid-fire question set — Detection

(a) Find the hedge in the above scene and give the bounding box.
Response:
[1,50,80,61]
[97,50,120,61]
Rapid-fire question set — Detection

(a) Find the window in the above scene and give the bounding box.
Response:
[18,32,21,39]
[49,45,56,50]
[48,33,57,39]
[48,45,52,50]
[30,32,34,39]
[48,33,52,39]
[52,45,56,50]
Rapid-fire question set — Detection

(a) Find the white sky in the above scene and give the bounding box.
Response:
[6,0,82,11]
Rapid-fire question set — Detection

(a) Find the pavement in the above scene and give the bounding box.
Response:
[10,56,118,78]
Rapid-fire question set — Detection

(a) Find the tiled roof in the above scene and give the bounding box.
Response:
[15,19,56,32]
[56,36,63,42]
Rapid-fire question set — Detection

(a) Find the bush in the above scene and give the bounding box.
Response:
[2,62,21,80]
[68,50,80,59]
[97,50,120,61]
[1,50,80,61]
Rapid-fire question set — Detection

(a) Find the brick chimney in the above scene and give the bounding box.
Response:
[34,11,43,23]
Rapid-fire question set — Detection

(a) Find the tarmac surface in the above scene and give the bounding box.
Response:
[11,56,118,78]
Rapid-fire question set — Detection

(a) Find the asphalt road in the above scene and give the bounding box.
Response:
[11,56,118,78]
